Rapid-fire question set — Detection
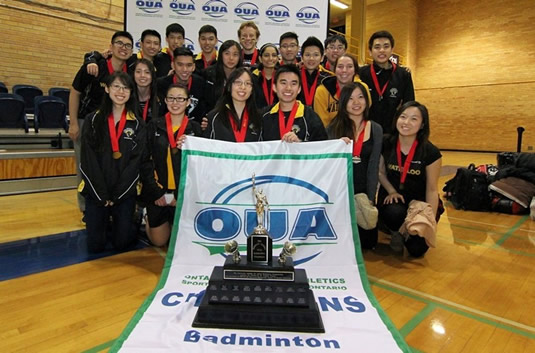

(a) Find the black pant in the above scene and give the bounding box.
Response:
[85,196,137,253]
[358,226,378,249]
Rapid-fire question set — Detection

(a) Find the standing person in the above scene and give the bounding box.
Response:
[155,23,185,77]
[262,65,327,142]
[327,82,383,249]
[79,72,145,253]
[297,36,332,107]
[70,31,134,219]
[279,32,301,66]
[142,84,202,246]
[252,43,279,109]
[156,47,206,124]
[134,59,159,123]
[194,25,218,74]
[359,30,415,135]
[204,67,262,142]
[322,34,347,72]
[314,54,370,127]
[378,101,442,257]
[238,21,260,67]
[203,40,242,113]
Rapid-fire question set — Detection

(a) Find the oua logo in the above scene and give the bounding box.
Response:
[170,0,195,16]
[234,2,260,21]
[266,4,291,23]
[136,0,163,14]
[297,6,321,25]
[202,0,229,18]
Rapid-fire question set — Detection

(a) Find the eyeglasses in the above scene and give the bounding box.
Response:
[280,44,298,50]
[165,96,188,103]
[109,84,131,92]
[232,80,253,88]
[113,41,133,50]
[327,45,345,51]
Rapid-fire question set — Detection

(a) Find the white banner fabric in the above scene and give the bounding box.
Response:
[110,137,410,352]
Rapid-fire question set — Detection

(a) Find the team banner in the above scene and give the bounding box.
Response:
[111,137,409,352]
[125,0,329,53]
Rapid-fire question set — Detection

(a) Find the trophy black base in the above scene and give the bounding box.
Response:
[192,256,325,333]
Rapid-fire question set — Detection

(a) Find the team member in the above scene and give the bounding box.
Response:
[155,23,185,77]
[204,67,262,142]
[69,31,134,217]
[133,59,159,122]
[203,40,242,113]
[156,47,206,124]
[238,21,260,67]
[194,25,218,74]
[378,101,442,257]
[314,54,370,127]
[322,34,347,72]
[252,43,279,109]
[359,30,415,134]
[143,84,202,246]
[262,65,327,142]
[327,82,383,249]
[297,36,332,107]
[279,32,301,66]
[79,72,145,253]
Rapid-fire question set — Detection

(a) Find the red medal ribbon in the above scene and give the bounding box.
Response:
[353,121,367,157]
[106,58,127,74]
[325,61,331,71]
[228,109,249,142]
[370,62,396,100]
[107,109,128,155]
[250,48,258,66]
[165,113,189,149]
[141,99,150,121]
[396,139,419,188]
[300,68,320,106]
[335,81,341,99]
[278,102,299,138]
[202,53,212,69]
[172,76,193,91]
[261,71,274,106]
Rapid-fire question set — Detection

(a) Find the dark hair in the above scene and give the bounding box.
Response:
[86,72,138,149]
[335,54,359,78]
[327,82,370,140]
[257,43,279,71]
[274,64,301,86]
[238,21,260,38]
[279,32,299,44]
[324,34,347,49]
[166,23,185,38]
[166,83,190,97]
[111,31,133,45]
[368,30,395,50]
[213,67,261,132]
[199,24,217,37]
[214,40,242,82]
[134,59,159,120]
[141,29,161,43]
[173,47,194,60]
[301,36,324,56]
[390,101,430,146]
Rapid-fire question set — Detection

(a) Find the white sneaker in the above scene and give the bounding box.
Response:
[141,208,147,225]
[390,231,404,252]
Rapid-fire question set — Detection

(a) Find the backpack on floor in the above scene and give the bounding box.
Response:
[443,164,492,211]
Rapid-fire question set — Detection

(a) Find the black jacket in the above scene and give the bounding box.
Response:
[204,108,262,142]
[156,73,207,124]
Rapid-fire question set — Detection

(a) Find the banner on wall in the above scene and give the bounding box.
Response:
[125,0,330,53]
[110,137,410,352]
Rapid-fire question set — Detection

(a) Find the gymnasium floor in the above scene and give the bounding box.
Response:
[1,151,534,352]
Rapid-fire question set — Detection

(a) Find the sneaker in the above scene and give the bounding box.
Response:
[390,231,404,252]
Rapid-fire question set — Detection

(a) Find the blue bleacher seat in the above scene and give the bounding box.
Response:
[48,87,70,112]
[13,84,43,114]
[0,93,29,132]
[34,96,68,133]
[0,82,7,94]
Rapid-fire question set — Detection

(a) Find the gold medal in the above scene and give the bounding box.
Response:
[112,151,122,159]
[171,147,179,155]
[352,156,361,164]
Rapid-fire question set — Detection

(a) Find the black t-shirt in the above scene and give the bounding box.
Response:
[353,137,374,194]
[380,139,441,203]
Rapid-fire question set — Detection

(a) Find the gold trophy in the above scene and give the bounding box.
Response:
[247,173,273,264]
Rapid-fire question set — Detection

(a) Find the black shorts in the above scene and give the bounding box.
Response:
[146,203,176,228]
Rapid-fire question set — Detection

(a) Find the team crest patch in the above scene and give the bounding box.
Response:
[291,125,300,134]
[123,127,135,138]
[389,88,398,98]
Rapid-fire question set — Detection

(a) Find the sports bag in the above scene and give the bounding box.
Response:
[443,164,492,211]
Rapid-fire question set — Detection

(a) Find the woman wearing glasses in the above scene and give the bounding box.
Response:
[142,83,202,246]
[204,67,262,142]
[79,72,146,253]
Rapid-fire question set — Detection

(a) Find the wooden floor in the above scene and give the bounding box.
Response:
[1,151,534,352]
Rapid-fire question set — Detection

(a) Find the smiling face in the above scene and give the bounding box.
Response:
[279,37,299,63]
[105,78,131,106]
[167,32,184,51]
[325,39,346,65]
[396,106,424,137]
[110,36,133,61]
[134,62,152,88]
[222,45,240,70]
[172,55,195,83]
[335,56,356,86]
[165,86,190,116]
[140,34,160,59]
[302,46,322,72]
[230,72,253,104]
[274,72,301,104]
[370,37,393,66]
[260,46,279,70]
[239,26,258,53]
[199,32,218,55]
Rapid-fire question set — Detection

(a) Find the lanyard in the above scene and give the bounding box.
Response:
[300,68,320,106]
[335,81,341,99]
[353,121,367,157]
[229,109,249,142]
[278,102,299,138]
[250,48,258,66]
[165,113,189,154]
[370,62,396,100]
[396,139,418,190]
[106,58,127,74]
[261,71,274,106]
[107,109,127,159]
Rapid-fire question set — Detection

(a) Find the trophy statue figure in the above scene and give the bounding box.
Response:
[252,173,269,230]
[248,173,273,264]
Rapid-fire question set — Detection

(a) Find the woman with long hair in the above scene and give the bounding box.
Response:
[252,43,279,109]
[327,82,382,249]
[80,71,145,253]
[142,83,202,246]
[378,101,442,257]
[204,67,261,142]
[133,58,159,122]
